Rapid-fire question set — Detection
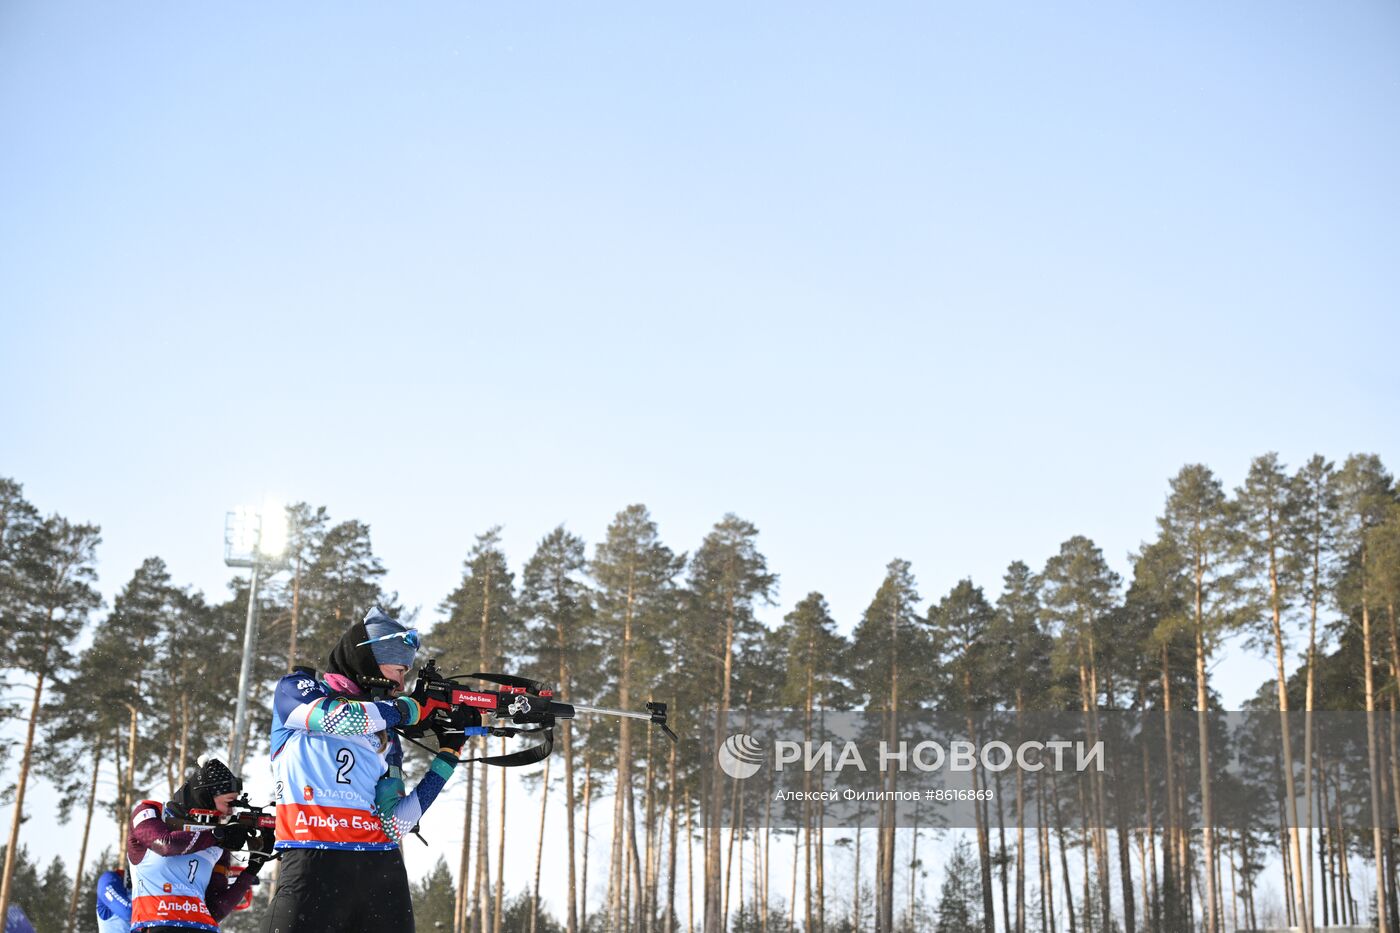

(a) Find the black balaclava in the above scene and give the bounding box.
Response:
[327,619,394,698]
[167,755,241,822]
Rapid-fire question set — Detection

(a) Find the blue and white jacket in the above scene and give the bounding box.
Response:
[268,670,458,851]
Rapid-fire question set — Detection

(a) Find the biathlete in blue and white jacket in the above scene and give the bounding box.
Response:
[94,869,132,933]
[261,607,463,933]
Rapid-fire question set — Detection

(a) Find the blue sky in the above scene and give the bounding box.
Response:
[2,0,1398,900]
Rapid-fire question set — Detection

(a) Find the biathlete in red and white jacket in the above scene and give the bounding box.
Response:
[261,607,464,933]
[126,756,269,933]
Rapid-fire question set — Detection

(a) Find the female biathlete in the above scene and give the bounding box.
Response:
[261,607,463,933]
[126,755,272,932]
[94,867,131,933]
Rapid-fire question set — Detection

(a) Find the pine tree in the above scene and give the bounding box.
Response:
[0,486,100,925]
[103,558,185,853]
[413,856,460,932]
[1234,452,1313,930]
[934,838,984,933]
[150,586,261,792]
[278,502,330,672]
[928,580,996,933]
[991,561,1051,933]
[435,526,518,933]
[1290,454,1338,926]
[520,526,595,933]
[1157,464,1239,933]
[1041,536,1121,933]
[71,848,116,933]
[292,516,399,659]
[597,506,687,932]
[41,629,139,932]
[0,845,70,933]
[776,592,847,933]
[1124,533,1196,932]
[685,513,772,933]
[849,560,927,933]
[1335,453,1395,932]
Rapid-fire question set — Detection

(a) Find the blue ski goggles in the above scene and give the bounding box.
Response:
[357,628,422,650]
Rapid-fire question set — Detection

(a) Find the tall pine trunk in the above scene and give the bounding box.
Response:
[118,702,140,856]
[286,550,302,672]
[1361,544,1389,933]
[581,750,594,933]
[817,782,826,933]
[1051,770,1077,933]
[1386,599,1400,933]
[112,724,126,853]
[1318,757,1331,927]
[706,580,739,933]
[1192,547,1220,933]
[626,768,643,932]
[996,769,1011,933]
[1015,692,1027,933]
[63,748,101,933]
[649,742,665,932]
[1078,643,1114,933]
[1141,733,1160,932]
[1077,774,1093,933]
[1265,518,1313,932]
[853,816,863,933]
[456,759,475,933]
[530,754,551,933]
[723,754,745,925]
[788,818,800,933]
[879,593,902,933]
[177,693,191,790]
[1160,646,1185,931]
[562,721,579,933]
[686,795,696,933]
[965,682,995,933]
[474,558,495,933]
[1305,549,1320,932]
[546,518,576,930]
[472,745,490,933]
[803,660,816,933]
[1038,775,1055,933]
[663,750,679,933]
[0,670,46,922]
[614,569,638,933]
[494,748,507,933]
[641,744,658,933]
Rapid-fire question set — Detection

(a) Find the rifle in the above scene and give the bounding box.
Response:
[398,658,678,767]
[222,794,279,857]
[227,794,276,833]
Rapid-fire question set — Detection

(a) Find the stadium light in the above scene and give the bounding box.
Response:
[224,503,288,773]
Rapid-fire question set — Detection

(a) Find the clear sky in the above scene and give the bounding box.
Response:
[2,0,1398,905]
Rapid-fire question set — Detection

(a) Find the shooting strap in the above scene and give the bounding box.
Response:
[395,726,554,768]
[458,728,554,768]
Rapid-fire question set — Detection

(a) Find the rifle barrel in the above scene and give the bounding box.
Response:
[568,703,654,722]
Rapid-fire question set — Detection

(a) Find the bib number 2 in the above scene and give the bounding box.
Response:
[335,748,355,784]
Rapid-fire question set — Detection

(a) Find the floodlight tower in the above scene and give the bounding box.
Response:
[224,505,288,773]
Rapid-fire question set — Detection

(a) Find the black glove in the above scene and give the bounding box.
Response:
[433,721,466,754]
[245,829,277,873]
[213,824,249,851]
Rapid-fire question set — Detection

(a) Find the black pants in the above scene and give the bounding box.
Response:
[261,847,414,933]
